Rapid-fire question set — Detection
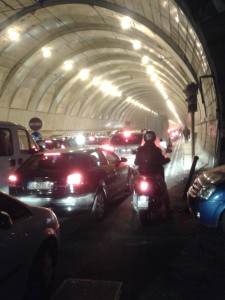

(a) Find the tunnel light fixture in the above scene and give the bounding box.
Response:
[142,55,150,65]
[175,15,179,23]
[146,65,154,74]
[7,28,20,41]
[167,100,182,124]
[63,60,73,71]
[132,40,141,50]
[79,69,89,80]
[92,77,100,86]
[121,16,133,29]
[42,47,52,58]
[150,73,158,82]
[126,97,158,115]
[162,1,168,8]
[101,81,111,93]
[169,120,177,125]
[167,99,174,111]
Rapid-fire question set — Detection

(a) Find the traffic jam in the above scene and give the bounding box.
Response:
[1,123,225,300]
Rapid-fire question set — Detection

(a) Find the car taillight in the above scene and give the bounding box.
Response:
[67,173,82,185]
[8,174,18,185]
[140,181,148,191]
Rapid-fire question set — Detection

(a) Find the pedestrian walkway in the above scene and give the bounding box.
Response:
[165,138,192,189]
[165,137,208,190]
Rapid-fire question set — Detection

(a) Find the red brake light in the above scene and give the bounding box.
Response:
[8,174,17,184]
[67,173,82,185]
[140,181,148,191]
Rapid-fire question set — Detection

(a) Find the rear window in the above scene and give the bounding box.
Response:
[19,153,90,171]
[110,133,143,146]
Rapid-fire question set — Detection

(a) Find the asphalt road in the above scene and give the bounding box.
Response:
[49,140,225,300]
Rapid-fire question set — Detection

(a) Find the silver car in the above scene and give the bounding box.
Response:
[0,191,60,300]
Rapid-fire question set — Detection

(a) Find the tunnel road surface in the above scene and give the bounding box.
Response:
[50,140,225,300]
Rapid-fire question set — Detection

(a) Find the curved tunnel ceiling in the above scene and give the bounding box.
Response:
[0,0,212,131]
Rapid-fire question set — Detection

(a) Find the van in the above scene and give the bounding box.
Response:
[0,122,40,192]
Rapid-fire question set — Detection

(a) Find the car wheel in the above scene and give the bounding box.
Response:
[25,241,57,300]
[94,190,106,222]
[126,172,134,193]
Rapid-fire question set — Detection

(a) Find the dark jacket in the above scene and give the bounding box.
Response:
[134,141,170,177]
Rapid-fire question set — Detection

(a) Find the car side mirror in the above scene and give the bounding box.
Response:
[0,211,13,229]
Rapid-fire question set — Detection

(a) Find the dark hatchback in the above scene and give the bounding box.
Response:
[8,146,134,220]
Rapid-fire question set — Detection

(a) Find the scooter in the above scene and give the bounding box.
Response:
[132,174,165,226]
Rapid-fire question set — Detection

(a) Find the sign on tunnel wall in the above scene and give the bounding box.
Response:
[29,117,42,131]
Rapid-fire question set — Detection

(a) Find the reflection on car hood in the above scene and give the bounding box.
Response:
[29,204,59,229]
[199,164,225,186]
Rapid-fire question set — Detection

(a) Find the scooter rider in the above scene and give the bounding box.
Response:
[134,130,173,216]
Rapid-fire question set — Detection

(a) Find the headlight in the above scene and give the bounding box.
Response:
[198,185,216,200]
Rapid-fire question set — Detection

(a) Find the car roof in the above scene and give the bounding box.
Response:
[40,145,104,155]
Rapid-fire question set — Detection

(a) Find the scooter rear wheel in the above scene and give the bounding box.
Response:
[139,210,151,226]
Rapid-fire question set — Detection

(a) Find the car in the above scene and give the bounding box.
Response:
[44,138,71,150]
[105,130,144,168]
[105,130,170,168]
[187,164,225,232]
[0,191,60,300]
[8,146,134,220]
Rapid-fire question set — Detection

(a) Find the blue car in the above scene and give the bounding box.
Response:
[187,164,225,232]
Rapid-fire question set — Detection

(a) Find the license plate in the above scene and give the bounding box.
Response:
[137,196,148,208]
[28,181,52,190]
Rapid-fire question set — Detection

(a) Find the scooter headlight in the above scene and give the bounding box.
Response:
[198,185,216,200]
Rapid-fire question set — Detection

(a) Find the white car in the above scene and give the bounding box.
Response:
[0,191,60,300]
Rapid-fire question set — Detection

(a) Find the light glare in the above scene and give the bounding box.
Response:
[7,28,20,41]
[121,17,132,29]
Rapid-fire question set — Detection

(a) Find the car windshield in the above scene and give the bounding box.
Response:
[110,133,142,146]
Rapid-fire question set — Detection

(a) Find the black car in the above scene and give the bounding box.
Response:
[107,130,144,167]
[8,146,134,220]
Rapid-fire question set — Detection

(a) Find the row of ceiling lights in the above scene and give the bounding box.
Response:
[6,13,187,124]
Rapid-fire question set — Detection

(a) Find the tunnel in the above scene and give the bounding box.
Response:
[0,0,224,168]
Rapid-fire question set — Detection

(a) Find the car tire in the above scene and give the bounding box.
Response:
[93,190,106,222]
[24,241,57,300]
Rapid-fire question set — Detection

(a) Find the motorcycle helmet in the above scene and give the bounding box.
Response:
[144,130,156,142]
